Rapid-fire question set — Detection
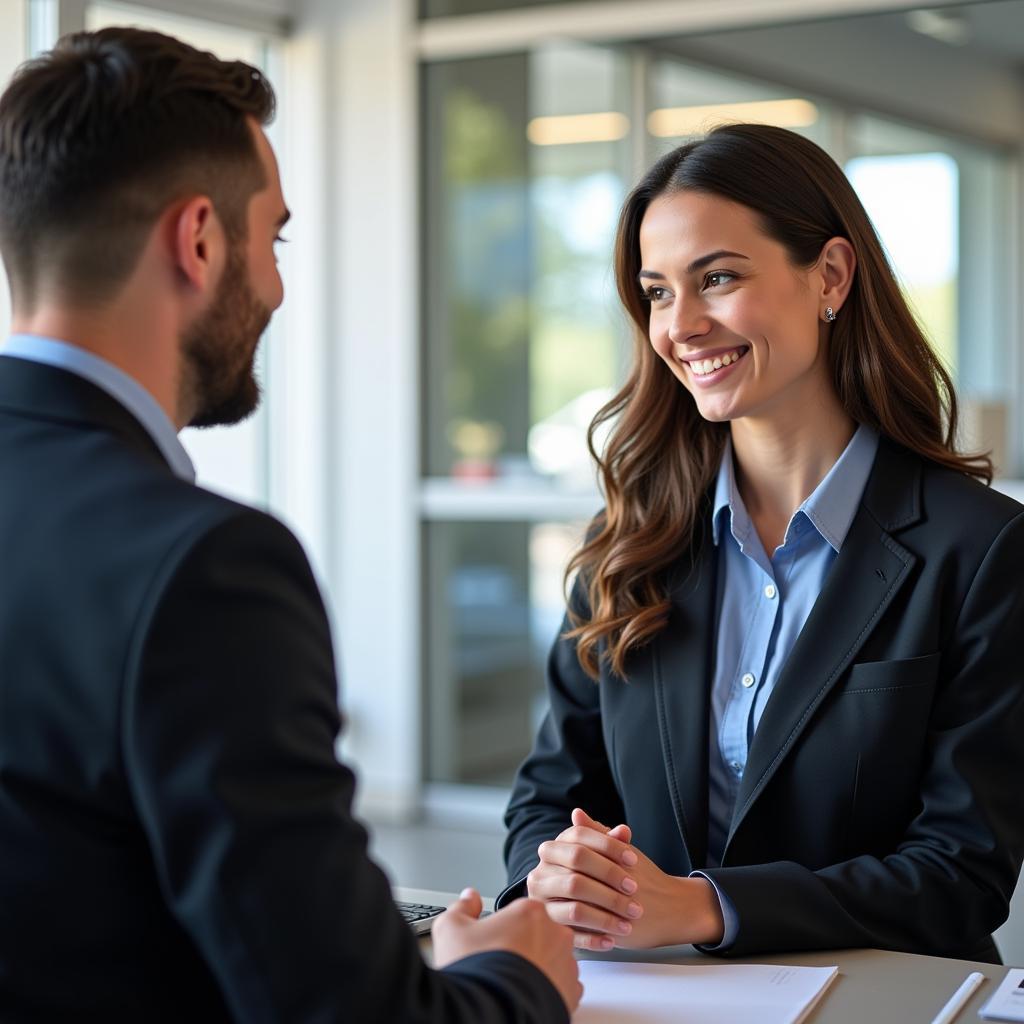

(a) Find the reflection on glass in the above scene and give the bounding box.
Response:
[648,58,831,164]
[424,55,530,481]
[425,520,585,786]
[527,44,629,488]
[846,128,960,374]
[847,152,958,370]
[423,45,629,484]
[845,114,1011,473]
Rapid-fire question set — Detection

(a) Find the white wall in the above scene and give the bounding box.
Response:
[287,0,421,819]
[103,0,289,32]
[0,0,27,338]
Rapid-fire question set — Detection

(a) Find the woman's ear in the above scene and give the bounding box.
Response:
[818,236,856,317]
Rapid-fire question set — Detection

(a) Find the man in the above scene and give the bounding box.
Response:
[0,27,580,1022]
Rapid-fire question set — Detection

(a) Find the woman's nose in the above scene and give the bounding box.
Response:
[668,297,711,344]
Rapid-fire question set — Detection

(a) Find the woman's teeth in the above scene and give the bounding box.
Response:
[688,348,746,376]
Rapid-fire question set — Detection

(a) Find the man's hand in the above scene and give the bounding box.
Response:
[432,887,582,1014]
[528,808,725,950]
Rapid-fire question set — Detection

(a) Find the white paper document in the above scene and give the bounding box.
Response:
[980,968,1024,1022]
[575,959,839,1024]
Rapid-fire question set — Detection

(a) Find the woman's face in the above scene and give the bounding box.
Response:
[638,189,832,425]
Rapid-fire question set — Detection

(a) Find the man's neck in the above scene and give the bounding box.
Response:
[11,309,185,428]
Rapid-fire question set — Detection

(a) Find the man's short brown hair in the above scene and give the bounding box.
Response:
[0,26,275,310]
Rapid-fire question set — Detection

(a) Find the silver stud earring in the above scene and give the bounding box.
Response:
[824,307,836,322]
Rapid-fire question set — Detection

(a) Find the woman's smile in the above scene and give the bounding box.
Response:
[678,344,751,383]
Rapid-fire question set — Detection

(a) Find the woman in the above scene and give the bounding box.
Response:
[498,123,1024,962]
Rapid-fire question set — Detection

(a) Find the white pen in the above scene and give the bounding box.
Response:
[929,971,985,1024]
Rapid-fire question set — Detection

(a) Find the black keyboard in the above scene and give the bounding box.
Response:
[396,899,446,934]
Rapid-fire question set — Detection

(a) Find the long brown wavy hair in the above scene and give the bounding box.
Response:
[567,122,991,680]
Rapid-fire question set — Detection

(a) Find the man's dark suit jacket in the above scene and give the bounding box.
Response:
[0,355,567,1023]
[501,435,1024,963]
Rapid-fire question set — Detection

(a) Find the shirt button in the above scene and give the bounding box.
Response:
[741,672,755,688]
[730,761,743,775]
[764,584,777,599]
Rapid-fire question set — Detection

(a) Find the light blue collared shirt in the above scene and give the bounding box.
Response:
[692,423,879,948]
[0,333,195,482]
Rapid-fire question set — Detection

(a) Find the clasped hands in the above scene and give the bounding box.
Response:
[525,808,725,951]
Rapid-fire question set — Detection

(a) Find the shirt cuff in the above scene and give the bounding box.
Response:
[689,870,738,950]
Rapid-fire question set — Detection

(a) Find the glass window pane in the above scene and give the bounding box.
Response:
[424,520,585,786]
[423,54,530,481]
[845,115,1013,474]
[423,44,630,484]
[648,57,833,164]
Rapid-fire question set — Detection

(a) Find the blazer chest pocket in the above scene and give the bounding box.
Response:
[841,651,941,695]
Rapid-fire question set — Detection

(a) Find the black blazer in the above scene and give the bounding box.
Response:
[501,437,1024,963]
[0,356,566,1024]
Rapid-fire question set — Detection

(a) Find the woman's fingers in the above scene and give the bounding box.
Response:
[571,807,603,831]
[525,811,644,944]
[607,822,632,844]
[537,838,638,894]
[553,823,638,869]
[572,929,617,952]
[570,808,633,844]
[529,864,643,921]
[543,896,639,937]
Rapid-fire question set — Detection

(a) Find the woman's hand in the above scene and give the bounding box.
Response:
[609,840,725,950]
[526,808,641,950]
[527,808,725,950]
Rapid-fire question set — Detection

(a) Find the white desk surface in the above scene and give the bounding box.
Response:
[397,886,1012,1023]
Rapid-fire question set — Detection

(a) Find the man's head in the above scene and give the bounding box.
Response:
[0,27,287,426]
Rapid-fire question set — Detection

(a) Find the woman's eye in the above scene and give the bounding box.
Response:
[642,286,670,303]
[703,271,735,289]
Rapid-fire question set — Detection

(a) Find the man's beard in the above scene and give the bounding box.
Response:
[182,242,272,428]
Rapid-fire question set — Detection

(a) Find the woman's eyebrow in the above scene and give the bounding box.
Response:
[686,249,750,273]
[638,250,750,283]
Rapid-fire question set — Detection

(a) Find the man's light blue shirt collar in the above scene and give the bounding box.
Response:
[1,333,195,482]
[712,424,879,554]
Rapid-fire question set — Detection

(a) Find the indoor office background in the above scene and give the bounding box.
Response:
[2,0,1023,961]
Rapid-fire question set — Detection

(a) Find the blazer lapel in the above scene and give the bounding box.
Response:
[725,439,923,850]
[652,519,717,871]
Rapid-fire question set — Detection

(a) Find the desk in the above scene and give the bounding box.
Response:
[398,887,1011,1022]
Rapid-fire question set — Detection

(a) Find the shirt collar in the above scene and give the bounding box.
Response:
[712,436,742,548]
[1,333,196,482]
[712,424,879,553]
[799,424,879,551]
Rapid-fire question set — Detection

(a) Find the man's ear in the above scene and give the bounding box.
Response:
[170,195,223,293]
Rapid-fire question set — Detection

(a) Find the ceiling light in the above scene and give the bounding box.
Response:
[647,98,819,138]
[905,9,971,46]
[527,112,630,146]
